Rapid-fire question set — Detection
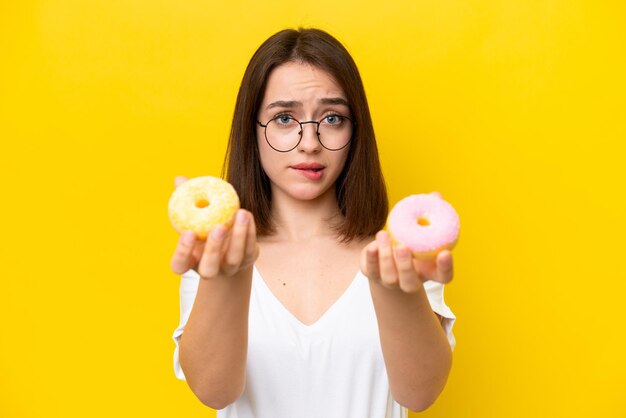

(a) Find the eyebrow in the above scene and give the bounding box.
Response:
[319,97,349,107]
[265,97,349,110]
[266,100,301,110]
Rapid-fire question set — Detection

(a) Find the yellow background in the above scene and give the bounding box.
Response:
[1,1,625,417]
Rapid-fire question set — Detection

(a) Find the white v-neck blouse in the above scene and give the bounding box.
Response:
[173,267,456,417]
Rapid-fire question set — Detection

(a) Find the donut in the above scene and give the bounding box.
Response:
[168,176,240,240]
[386,193,460,260]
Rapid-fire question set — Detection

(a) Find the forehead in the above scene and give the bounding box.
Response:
[262,62,345,103]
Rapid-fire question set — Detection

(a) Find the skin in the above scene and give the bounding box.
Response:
[171,62,454,412]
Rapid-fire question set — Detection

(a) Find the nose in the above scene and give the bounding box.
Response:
[297,121,322,153]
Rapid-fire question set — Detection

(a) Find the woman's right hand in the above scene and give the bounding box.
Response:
[170,176,259,279]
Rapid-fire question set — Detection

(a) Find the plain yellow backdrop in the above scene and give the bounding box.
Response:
[1,1,625,417]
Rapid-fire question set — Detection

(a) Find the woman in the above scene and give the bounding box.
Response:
[171,28,456,417]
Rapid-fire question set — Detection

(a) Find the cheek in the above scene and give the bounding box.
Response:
[257,135,275,175]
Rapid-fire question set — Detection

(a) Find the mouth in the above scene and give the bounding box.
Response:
[290,162,326,180]
[290,163,325,172]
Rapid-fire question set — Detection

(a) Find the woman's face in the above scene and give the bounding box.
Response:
[256,62,351,203]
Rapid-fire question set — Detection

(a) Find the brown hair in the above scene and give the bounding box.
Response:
[222,28,388,241]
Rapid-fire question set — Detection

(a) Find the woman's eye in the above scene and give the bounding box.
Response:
[276,115,293,124]
[324,115,342,125]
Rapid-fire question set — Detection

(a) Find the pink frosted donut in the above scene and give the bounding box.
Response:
[386,194,460,260]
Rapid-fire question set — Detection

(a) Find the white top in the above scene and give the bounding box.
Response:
[173,267,456,418]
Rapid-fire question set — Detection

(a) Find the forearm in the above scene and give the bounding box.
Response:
[369,280,452,412]
[179,266,253,409]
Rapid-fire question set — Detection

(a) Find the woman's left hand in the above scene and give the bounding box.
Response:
[360,230,454,294]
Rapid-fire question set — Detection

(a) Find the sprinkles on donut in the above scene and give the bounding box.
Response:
[386,193,460,260]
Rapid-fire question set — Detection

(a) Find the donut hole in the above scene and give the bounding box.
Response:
[195,198,210,209]
[417,216,430,227]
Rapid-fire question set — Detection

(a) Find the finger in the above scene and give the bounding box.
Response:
[191,240,205,264]
[197,224,228,278]
[174,176,189,188]
[222,210,250,275]
[436,250,454,284]
[429,191,443,199]
[244,212,259,265]
[394,246,422,293]
[414,258,438,282]
[171,231,196,275]
[377,231,398,288]
[361,241,380,281]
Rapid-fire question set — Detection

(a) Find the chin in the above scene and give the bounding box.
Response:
[285,183,335,202]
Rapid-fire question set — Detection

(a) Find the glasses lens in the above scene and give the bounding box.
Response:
[318,115,353,150]
[264,115,353,151]
[266,117,301,151]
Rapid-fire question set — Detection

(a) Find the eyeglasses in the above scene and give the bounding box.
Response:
[257,114,354,152]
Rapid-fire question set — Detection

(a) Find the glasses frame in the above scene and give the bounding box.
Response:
[257,114,355,152]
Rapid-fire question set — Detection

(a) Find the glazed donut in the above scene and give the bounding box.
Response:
[168,176,240,240]
[386,193,460,260]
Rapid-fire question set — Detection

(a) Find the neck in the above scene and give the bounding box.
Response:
[267,188,343,242]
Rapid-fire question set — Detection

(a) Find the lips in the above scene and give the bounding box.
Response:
[291,162,325,171]
[290,162,325,180]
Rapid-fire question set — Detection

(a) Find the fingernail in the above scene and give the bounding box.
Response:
[236,210,248,225]
[211,225,226,240]
[174,176,187,187]
[438,250,450,261]
[378,231,389,245]
[182,231,195,245]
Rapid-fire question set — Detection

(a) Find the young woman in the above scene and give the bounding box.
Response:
[170,28,456,417]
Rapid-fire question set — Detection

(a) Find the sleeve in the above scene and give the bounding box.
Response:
[423,280,457,351]
[172,269,201,380]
